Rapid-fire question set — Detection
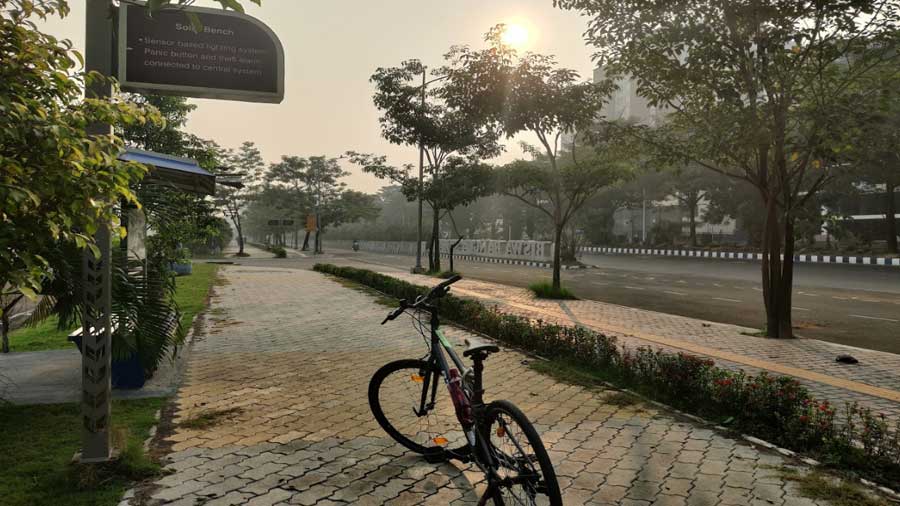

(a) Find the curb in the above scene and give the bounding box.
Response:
[581,246,900,267]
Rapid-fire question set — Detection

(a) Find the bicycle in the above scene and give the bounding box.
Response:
[369,275,562,506]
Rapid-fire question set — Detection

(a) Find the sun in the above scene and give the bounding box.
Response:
[501,23,530,49]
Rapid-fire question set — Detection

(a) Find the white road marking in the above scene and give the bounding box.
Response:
[713,297,742,303]
[664,290,688,296]
[752,287,763,292]
[832,296,849,301]
[792,307,810,312]
[798,292,819,297]
[592,282,608,286]
[677,280,687,284]
[849,314,899,323]
[624,286,645,290]
[713,283,723,287]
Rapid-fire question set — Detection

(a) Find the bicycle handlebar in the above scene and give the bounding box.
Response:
[380,275,462,325]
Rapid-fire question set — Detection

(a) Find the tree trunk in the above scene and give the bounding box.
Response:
[427,233,435,272]
[689,200,698,247]
[760,195,793,338]
[235,214,245,255]
[1,312,9,353]
[431,211,441,273]
[886,182,897,254]
[301,230,310,251]
[552,224,563,291]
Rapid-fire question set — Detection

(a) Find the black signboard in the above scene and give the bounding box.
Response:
[118,1,284,103]
[282,220,294,226]
[267,220,280,226]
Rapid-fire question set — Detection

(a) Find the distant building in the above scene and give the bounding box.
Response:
[595,68,738,245]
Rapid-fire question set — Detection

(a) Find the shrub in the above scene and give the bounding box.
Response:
[313,263,900,489]
[528,281,577,300]
[271,246,287,258]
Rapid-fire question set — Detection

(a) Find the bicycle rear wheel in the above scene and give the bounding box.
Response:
[484,400,562,506]
[368,359,467,454]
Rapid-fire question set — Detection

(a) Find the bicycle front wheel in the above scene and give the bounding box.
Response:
[368,359,467,454]
[484,400,562,506]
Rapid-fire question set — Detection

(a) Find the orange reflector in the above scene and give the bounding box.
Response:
[411,374,424,383]
[433,437,449,446]
[496,427,506,437]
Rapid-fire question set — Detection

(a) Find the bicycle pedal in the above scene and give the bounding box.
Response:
[423,448,449,464]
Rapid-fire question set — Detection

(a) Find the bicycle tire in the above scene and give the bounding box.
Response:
[369,359,468,454]
[484,399,562,506]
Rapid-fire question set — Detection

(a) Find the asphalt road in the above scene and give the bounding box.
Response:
[234,248,900,355]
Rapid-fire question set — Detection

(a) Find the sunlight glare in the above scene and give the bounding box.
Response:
[501,23,530,48]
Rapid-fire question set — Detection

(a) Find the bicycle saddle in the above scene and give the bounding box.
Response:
[463,338,500,358]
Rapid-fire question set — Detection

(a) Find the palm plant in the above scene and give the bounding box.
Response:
[26,237,184,379]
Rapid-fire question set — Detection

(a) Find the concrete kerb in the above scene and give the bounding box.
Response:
[324,268,900,502]
[582,246,900,267]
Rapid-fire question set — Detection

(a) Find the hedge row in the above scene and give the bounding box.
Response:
[314,263,900,489]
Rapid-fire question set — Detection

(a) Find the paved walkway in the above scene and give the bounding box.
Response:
[0,346,186,405]
[386,273,900,423]
[137,265,854,505]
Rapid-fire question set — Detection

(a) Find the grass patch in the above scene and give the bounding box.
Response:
[7,316,75,352]
[781,469,889,506]
[330,277,397,307]
[7,264,217,354]
[528,281,577,300]
[179,407,243,430]
[174,263,219,332]
[530,359,608,389]
[605,391,640,406]
[0,398,165,506]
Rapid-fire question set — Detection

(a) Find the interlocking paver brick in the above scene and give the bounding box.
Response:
[132,266,868,506]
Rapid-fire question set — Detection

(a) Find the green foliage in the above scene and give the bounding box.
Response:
[315,263,900,489]
[173,262,218,332]
[0,398,164,506]
[528,281,577,300]
[271,246,287,258]
[0,3,159,303]
[7,316,74,352]
[553,0,900,337]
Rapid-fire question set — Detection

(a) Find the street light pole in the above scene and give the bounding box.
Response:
[413,68,426,273]
[79,0,114,463]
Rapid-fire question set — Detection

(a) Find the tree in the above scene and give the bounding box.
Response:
[217,141,263,255]
[664,164,718,247]
[441,27,624,289]
[1,1,158,350]
[266,155,314,249]
[847,61,900,253]
[556,0,900,337]
[497,136,631,289]
[357,58,502,272]
[348,153,494,271]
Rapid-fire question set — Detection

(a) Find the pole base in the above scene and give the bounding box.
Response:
[411,266,426,274]
[72,448,120,464]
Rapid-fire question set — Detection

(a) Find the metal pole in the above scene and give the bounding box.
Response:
[79,0,114,463]
[413,68,426,273]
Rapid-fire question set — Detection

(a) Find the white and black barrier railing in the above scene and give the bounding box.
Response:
[579,246,900,267]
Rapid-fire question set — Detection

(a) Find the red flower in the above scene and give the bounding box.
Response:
[799,415,809,423]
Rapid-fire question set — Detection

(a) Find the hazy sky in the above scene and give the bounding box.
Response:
[40,1,596,193]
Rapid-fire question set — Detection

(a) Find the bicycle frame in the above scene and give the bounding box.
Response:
[412,304,499,468]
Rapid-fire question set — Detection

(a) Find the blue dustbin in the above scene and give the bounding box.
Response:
[69,333,147,389]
